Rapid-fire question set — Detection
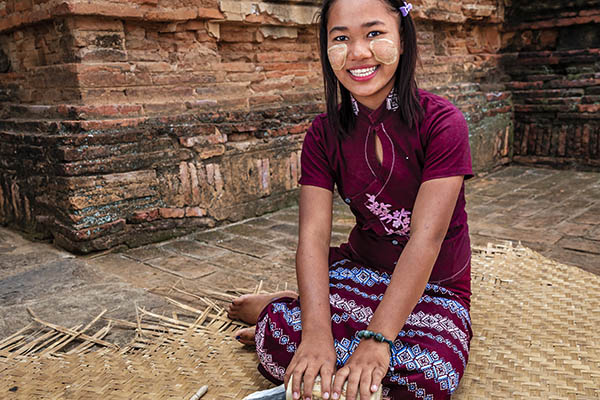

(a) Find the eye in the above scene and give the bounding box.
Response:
[367,31,383,38]
[333,35,349,42]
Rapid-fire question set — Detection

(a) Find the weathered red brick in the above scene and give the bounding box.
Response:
[185,207,206,217]
[196,144,225,159]
[145,8,197,21]
[130,208,160,223]
[579,104,600,113]
[197,7,224,20]
[54,218,126,242]
[160,207,185,219]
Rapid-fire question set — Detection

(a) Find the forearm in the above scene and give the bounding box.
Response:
[367,234,442,339]
[367,176,463,340]
[295,185,334,338]
[296,239,333,336]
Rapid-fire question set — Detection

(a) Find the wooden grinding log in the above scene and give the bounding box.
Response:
[285,375,382,400]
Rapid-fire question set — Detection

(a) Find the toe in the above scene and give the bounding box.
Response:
[233,294,248,305]
[234,327,256,345]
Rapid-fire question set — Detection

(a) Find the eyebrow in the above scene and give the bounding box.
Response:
[329,20,385,35]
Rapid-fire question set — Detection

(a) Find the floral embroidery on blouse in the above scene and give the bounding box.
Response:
[365,194,411,236]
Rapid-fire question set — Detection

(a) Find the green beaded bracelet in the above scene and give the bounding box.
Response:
[357,330,394,352]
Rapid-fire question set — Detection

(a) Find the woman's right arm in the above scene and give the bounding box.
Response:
[284,184,336,400]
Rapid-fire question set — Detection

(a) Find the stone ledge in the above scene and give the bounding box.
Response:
[513,156,600,169]
[0,0,509,34]
[506,12,600,31]
[0,0,226,33]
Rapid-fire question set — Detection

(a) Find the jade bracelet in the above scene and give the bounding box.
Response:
[356,330,395,352]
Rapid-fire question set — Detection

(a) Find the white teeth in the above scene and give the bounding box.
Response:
[349,66,377,77]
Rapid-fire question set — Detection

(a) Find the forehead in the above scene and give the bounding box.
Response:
[327,0,399,30]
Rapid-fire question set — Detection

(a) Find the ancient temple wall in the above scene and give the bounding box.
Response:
[502,0,600,169]
[0,0,511,252]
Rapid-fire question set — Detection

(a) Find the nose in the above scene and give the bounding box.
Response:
[348,39,372,61]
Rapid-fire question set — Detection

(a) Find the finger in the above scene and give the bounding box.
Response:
[359,368,372,400]
[345,369,361,400]
[284,358,298,388]
[302,366,319,400]
[291,361,307,400]
[370,366,386,394]
[320,364,335,400]
[332,367,350,399]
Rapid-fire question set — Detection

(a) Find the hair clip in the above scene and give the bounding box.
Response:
[399,2,413,17]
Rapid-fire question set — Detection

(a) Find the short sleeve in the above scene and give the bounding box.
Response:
[298,116,335,191]
[421,105,474,183]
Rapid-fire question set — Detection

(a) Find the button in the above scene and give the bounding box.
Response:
[392,239,399,245]
[345,198,351,204]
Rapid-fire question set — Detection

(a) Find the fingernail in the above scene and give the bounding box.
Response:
[332,393,339,400]
[235,335,241,340]
[293,392,299,399]
[323,392,330,399]
[371,384,378,392]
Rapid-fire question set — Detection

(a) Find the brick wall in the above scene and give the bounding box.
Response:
[0,0,511,252]
[502,0,600,168]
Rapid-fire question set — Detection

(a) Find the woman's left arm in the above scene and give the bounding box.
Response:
[332,175,465,400]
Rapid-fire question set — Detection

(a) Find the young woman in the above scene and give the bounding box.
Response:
[228,0,473,398]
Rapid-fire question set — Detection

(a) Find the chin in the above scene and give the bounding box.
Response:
[345,82,387,100]
[339,74,395,103]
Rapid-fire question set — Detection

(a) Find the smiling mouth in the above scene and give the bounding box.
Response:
[348,65,379,78]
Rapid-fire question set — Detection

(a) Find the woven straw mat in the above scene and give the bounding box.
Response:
[0,242,599,399]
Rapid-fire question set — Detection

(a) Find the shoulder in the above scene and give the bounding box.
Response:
[310,112,330,130]
[306,112,334,140]
[303,112,332,150]
[418,89,468,136]
[419,89,465,121]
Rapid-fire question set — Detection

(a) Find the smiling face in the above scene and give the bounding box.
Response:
[327,0,402,110]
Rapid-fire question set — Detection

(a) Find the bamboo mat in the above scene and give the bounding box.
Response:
[1,242,599,399]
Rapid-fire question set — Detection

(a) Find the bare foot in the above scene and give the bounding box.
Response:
[234,327,256,345]
[227,291,298,325]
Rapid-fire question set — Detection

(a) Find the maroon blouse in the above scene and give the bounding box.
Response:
[298,89,473,300]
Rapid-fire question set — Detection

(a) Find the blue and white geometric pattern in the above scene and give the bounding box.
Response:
[407,381,434,400]
[399,329,467,369]
[286,343,297,353]
[389,375,409,385]
[406,311,469,353]
[331,312,351,324]
[258,260,470,396]
[329,282,384,301]
[418,295,471,331]
[388,376,434,400]
[329,293,374,324]
[271,302,302,331]
[256,316,286,380]
[334,336,361,366]
[329,264,391,287]
[391,343,460,394]
[330,259,352,268]
[424,283,456,296]
[271,326,291,346]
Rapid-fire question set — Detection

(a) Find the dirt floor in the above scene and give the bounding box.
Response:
[1,165,599,344]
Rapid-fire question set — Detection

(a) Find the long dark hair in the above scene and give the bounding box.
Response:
[318,0,423,138]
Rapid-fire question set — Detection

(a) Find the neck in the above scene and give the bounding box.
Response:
[352,81,396,111]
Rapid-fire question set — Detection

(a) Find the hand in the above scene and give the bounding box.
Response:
[331,340,390,400]
[284,333,337,400]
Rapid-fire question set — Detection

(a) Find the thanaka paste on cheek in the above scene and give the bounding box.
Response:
[370,38,399,65]
[327,43,348,71]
